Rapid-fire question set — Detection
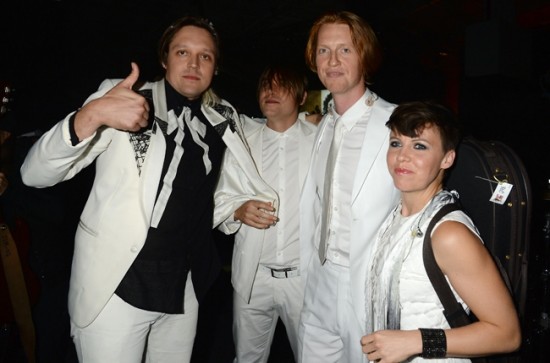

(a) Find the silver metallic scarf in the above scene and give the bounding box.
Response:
[365,189,459,333]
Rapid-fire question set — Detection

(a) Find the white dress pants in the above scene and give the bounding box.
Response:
[233,265,304,363]
[299,258,367,363]
[71,273,198,363]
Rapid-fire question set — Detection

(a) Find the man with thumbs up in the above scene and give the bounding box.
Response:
[20,16,260,363]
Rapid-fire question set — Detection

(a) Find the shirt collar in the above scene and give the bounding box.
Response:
[329,89,377,131]
[264,119,300,137]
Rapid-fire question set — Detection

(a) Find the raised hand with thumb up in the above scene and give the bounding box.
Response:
[74,62,150,141]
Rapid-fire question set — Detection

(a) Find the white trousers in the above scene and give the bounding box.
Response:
[233,265,304,363]
[298,258,367,363]
[71,273,198,363]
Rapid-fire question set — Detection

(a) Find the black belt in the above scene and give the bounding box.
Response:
[261,266,300,279]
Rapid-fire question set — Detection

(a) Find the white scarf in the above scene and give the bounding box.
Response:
[365,189,459,333]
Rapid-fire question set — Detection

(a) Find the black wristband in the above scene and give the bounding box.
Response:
[68,110,81,146]
[419,328,447,358]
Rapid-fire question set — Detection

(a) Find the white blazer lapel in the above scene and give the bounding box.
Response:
[298,120,315,190]
[351,104,390,205]
[140,80,168,222]
[201,104,250,157]
[152,79,168,120]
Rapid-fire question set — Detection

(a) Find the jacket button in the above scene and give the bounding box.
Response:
[130,246,139,253]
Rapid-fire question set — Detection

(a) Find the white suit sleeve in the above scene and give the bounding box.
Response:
[213,115,277,234]
[20,79,118,187]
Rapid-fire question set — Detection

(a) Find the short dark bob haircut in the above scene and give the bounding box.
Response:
[385,101,461,153]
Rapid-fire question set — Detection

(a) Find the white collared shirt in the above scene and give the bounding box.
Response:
[259,121,301,267]
[325,91,374,267]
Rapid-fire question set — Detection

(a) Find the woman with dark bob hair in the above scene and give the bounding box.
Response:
[362,101,521,362]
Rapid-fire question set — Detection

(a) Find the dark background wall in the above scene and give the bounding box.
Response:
[2,1,547,134]
[1,1,550,361]
[4,0,547,194]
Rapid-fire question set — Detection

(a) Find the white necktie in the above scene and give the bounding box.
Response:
[319,119,344,263]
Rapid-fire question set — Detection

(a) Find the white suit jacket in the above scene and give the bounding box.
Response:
[215,115,317,302]
[20,78,256,328]
[299,93,400,326]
